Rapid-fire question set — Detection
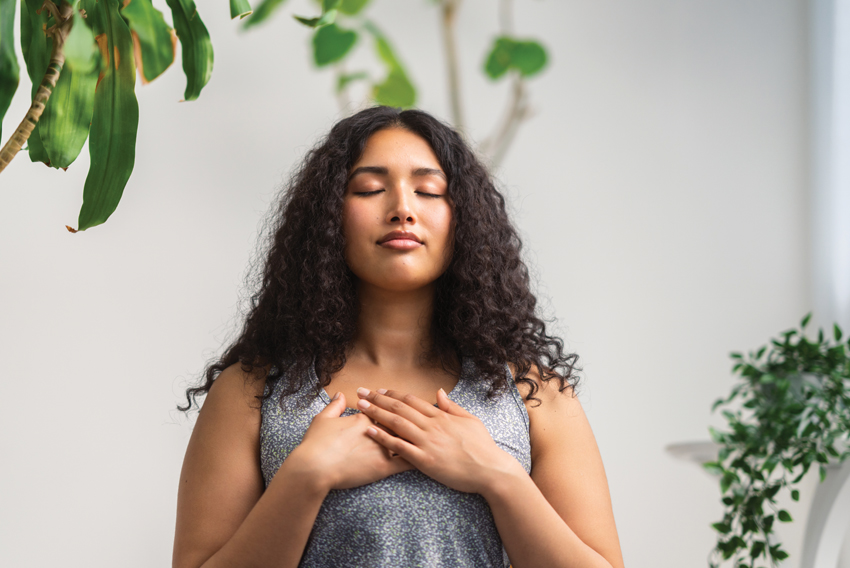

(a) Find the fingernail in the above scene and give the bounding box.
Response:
[358,399,371,409]
[332,392,340,401]
[377,388,387,394]
[357,387,370,397]
[439,388,446,396]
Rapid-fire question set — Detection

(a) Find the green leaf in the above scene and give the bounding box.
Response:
[363,21,415,107]
[484,37,512,79]
[777,509,792,522]
[322,0,341,10]
[703,461,723,475]
[801,312,812,328]
[510,39,547,76]
[0,0,20,141]
[37,3,99,168]
[339,0,370,15]
[312,23,357,67]
[484,36,548,80]
[791,489,800,501]
[20,0,51,165]
[241,0,288,29]
[335,70,367,93]
[834,323,843,341]
[164,0,213,100]
[372,67,415,107]
[75,0,139,231]
[751,540,765,559]
[230,0,252,19]
[819,464,827,482]
[121,0,176,83]
[293,9,337,28]
[720,471,739,494]
[711,521,732,534]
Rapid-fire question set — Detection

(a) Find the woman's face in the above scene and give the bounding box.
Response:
[342,127,453,293]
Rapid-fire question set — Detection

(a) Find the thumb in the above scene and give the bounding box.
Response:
[437,388,466,415]
[321,392,347,417]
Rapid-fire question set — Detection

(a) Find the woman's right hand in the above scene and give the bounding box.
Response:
[292,392,416,491]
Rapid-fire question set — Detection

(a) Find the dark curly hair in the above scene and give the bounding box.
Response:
[178,105,579,413]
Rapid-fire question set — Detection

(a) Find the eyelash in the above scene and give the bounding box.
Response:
[354,190,442,198]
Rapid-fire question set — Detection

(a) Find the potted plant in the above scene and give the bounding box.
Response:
[705,313,850,567]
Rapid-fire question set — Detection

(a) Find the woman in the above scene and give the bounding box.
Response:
[173,106,624,568]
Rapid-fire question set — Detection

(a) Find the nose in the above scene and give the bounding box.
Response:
[385,184,415,224]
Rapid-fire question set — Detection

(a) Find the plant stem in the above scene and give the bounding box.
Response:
[439,0,465,136]
[0,0,73,174]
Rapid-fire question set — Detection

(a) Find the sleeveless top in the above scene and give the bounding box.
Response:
[259,356,532,568]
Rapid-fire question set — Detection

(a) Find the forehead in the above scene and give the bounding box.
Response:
[351,128,442,171]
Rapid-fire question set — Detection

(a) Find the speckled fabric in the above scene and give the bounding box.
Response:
[260,356,532,568]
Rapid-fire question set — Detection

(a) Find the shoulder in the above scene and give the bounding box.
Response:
[202,363,270,426]
[507,362,583,459]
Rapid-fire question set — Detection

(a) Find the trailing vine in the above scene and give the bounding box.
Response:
[705,313,850,567]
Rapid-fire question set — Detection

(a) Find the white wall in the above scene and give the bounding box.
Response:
[0,0,812,566]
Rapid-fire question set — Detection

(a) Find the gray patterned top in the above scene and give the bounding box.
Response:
[260,357,532,568]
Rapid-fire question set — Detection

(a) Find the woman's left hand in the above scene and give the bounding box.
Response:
[355,387,521,494]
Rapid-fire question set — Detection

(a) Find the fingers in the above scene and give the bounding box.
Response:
[318,392,346,417]
[436,387,471,416]
[367,424,423,466]
[357,388,438,426]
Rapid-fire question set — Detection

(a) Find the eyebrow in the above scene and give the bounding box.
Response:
[347,166,447,184]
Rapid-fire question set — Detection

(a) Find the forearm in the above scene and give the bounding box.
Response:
[200,450,328,568]
[481,465,614,568]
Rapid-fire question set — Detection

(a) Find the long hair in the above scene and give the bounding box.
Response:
[178,106,579,412]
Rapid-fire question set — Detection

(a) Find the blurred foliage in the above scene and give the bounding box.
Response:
[705,313,850,567]
[1,0,550,231]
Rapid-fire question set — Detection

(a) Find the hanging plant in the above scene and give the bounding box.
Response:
[705,313,850,567]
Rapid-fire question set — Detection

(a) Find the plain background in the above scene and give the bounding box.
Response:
[1,0,844,566]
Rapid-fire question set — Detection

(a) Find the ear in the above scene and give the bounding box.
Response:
[437,388,467,416]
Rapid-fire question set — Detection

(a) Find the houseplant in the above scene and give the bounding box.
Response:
[705,313,850,567]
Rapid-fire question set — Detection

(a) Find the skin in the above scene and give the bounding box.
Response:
[173,127,625,568]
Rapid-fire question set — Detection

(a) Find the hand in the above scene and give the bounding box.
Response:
[355,387,521,494]
[293,392,416,491]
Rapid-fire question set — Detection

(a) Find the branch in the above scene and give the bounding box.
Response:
[0,0,74,174]
[483,71,533,169]
[479,0,535,170]
[439,0,465,136]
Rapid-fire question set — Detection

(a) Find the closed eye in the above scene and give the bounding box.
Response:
[416,192,443,198]
[353,190,384,196]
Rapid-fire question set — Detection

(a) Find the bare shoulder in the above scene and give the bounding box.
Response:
[173,363,271,568]
[204,362,270,418]
[507,362,624,568]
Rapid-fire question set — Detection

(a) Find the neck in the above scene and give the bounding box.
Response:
[349,281,438,371]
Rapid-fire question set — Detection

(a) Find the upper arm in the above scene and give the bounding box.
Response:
[511,363,625,568]
[173,364,268,568]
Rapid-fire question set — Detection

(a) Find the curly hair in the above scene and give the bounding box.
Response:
[178,105,579,413]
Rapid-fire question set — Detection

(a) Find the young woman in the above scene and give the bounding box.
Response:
[173,106,624,568]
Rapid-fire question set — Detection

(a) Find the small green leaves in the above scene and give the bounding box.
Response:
[801,312,812,328]
[230,0,252,19]
[164,0,213,100]
[712,521,732,534]
[312,23,357,67]
[241,0,289,29]
[20,0,51,165]
[484,36,548,80]
[710,314,850,567]
[121,0,176,83]
[0,0,20,141]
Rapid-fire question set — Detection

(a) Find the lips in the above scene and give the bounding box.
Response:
[378,231,422,244]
